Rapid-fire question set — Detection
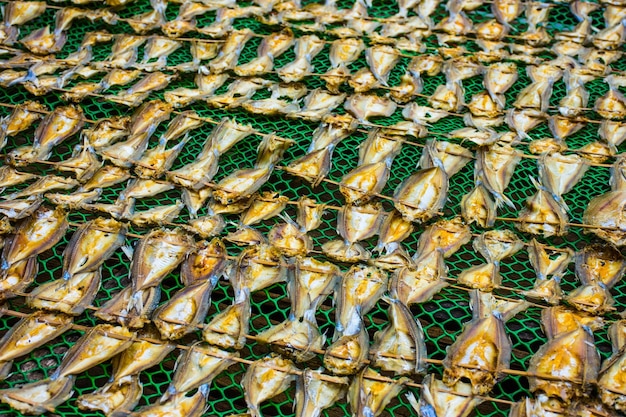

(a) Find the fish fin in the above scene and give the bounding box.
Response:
[121,245,134,261]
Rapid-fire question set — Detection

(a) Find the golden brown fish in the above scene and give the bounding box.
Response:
[295,369,348,417]
[77,375,142,416]
[163,343,237,402]
[51,324,134,380]
[408,374,483,417]
[7,105,84,166]
[443,290,526,394]
[27,270,101,315]
[0,311,73,380]
[0,376,75,415]
[242,354,298,417]
[371,296,427,375]
[347,367,408,417]
[1,206,67,270]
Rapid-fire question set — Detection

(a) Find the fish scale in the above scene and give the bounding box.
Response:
[1,0,626,416]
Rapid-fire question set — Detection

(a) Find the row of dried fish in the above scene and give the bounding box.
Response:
[7,0,625,58]
[0,99,624,250]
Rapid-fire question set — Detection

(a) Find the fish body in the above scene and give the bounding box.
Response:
[7,105,84,165]
[63,217,127,279]
[202,294,250,349]
[27,270,101,315]
[277,35,325,83]
[133,384,210,417]
[371,297,428,375]
[163,343,237,402]
[52,324,134,380]
[0,311,72,380]
[2,206,67,269]
[0,257,38,300]
[347,367,408,417]
[0,101,46,150]
[77,376,142,416]
[408,374,483,417]
[131,228,193,292]
[153,278,217,340]
[242,355,297,417]
[0,376,75,415]
[111,329,175,381]
[393,165,448,223]
[295,370,348,417]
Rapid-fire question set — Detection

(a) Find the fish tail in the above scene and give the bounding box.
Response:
[129,290,144,314]
[494,193,516,210]
[0,360,12,381]
[160,384,177,403]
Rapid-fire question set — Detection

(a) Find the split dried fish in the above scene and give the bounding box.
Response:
[242,354,298,417]
[62,217,126,280]
[0,376,75,415]
[528,324,600,402]
[202,292,250,350]
[153,276,218,340]
[523,239,572,305]
[0,101,46,151]
[163,343,237,401]
[133,384,209,417]
[51,324,134,380]
[321,38,365,93]
[0,311,73,380]
[295,369,348,417]
[408,374,483,417]
[77,376,142,416]
[27,270,101,315]
[371,296,427,375]
[1,205,67,270]
[235,29,294,77]
[517,177,569,237]
[393,142,448,223]
[443,290,527,394]
[7,105,84,166]
[348,367,407,417]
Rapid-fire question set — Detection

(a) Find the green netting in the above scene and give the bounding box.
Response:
[0,0,625,416]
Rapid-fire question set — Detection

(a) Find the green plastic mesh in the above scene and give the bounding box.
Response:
[0,0,625,416]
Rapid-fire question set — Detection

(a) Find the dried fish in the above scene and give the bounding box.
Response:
[202,292,250,350]
[295,369,348,417]
[528,325,600,402]
[523,239,572,305]
[0,101,46,151]
[208,29,254,73]
[517,177,569,237]
[7,105,84,166]
[52,324,134,380]
[0,376,75,415]
[77,376,142,416]
[134,384,209,417]
[242,354,298,417]
[371,296,427,375]
[443,290,526,394]
[321,38,365,93]
[62,217,126,279]
[1,206,67,270]
[348,367,408,417]
[0,257,38,301]
[163,343,237,401]
[0,311,73,380]
[235,29,294,77]
[408,374,483,417]
[393,143,448,223]
[27,270,101,315]
[153,276,218,340]
[345,93,397,123]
